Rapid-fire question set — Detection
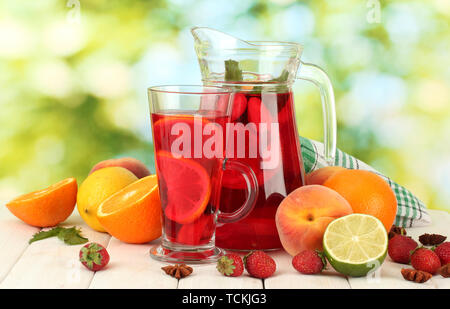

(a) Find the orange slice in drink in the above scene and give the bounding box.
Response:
[156,151,211,224]
[97,175,162,244]
[6,178,77,227]
[152,115,217,155]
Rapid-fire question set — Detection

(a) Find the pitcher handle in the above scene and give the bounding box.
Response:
[217,159,258,224]
[296,61,337,164]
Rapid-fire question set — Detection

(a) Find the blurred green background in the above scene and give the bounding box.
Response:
[0,0,449,212]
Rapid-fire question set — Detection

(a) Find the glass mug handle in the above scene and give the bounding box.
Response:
[217,159,258,224]
[296,61,337,165]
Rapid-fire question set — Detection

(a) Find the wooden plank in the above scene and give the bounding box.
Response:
[264,250,350,289]
[432,273,450,289]
[89,237,177,289]
[0,212,110,289]
[0,206,40,283]
[0,208,448,289]
[177,253,263,289]
[347,260,435,289]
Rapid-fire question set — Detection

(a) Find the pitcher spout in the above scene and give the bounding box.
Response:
[191,27,250,50]
[191,27,302,84]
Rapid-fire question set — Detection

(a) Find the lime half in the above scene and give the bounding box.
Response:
[323,214,388,277]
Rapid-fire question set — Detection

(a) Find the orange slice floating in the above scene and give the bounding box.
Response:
[156,151,211,224]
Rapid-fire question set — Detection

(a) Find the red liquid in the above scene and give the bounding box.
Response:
[151,111,229,246]
[216,92,305,250]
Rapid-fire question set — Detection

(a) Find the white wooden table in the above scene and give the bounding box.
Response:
[0,204,448,289]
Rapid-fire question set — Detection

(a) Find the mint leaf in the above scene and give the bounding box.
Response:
[224,60,290,93]
[57,227,88,245]
[29,226,88,245]
[29,227,63,244]
[225,59,242,81]
[268,69,290,83]
[270,69,290,92]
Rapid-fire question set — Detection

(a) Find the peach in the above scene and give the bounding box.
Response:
[275,185,353,256]
[89,157,151,179]
[305,166,346,185]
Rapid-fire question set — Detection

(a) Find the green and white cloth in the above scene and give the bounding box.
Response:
[300,137,432,228]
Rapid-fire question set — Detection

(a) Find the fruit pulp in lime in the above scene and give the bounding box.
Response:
[323,213,388,277]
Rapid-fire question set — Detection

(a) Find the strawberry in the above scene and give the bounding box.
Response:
[434,242,450,265]
[410,247,441,274]
[217,253,244,277]
[244,250,276,279]
[247,97,273,125]
[231,93,248,121]
[292,250,326,274]
[388,234,418,264]
[79,242,110,271]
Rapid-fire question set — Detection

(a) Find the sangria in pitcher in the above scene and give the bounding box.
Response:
[192,27,337,250]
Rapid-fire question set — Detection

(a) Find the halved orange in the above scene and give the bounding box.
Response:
[155,151,211,224]
[97,175,162,244]
[6,178,77,227]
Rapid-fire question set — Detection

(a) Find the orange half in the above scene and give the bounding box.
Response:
[97,175,162,244]
[6,178,77,227]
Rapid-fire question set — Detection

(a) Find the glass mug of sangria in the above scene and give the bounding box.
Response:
[148,85,258,263]
[192,27,337,250]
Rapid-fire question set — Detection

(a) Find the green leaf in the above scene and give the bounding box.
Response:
[268,69,290,83]
[224,59,242,81]
[224,59,290,93]
[86,243,103,252]
[92,252,103,265]
[28,226,88,245]
[57,227,89,245]
[29,227,63,244]
[216,256,236,276]
[80,244,104,268]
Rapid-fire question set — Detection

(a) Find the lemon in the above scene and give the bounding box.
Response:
[323,213,388,277]
[77,167,138,232]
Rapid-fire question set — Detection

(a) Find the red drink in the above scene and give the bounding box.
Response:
[151,111,229,246]
[149,85,259,263]
[217,91,305,250]
[191,28,337,252]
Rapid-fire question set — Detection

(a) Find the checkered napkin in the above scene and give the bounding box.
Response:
[300,137,432,228]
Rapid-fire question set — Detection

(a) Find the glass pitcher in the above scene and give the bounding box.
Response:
[191,27,336,250]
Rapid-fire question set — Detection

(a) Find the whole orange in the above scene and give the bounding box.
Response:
[6,178,77,227]
[306,166,346,185]
[323,169,397,231]
[97,175,162,244]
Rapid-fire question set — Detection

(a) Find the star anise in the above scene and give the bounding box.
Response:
[388,225,407,239]
[418,233,447,246]
[437,264,450,278]
[161,264,193,279]
[401,268,432,283]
